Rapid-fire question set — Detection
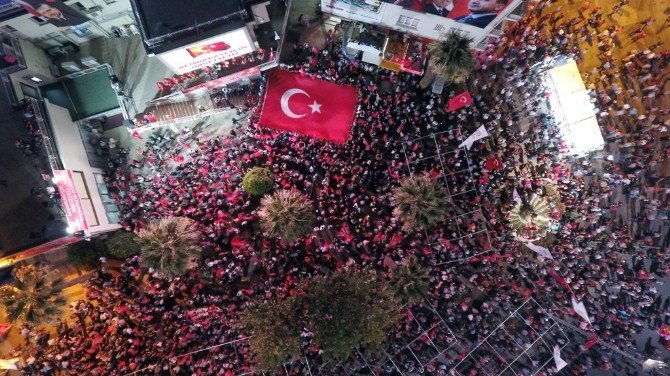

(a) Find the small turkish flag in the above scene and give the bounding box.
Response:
[447,91,473,112]
[485,155,504,171]
[584,335,598,350]
[172,154,185,163]
[259,69,357,144]
[130,130,143,140]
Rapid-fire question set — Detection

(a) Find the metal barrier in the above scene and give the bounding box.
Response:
[26,97,62,171]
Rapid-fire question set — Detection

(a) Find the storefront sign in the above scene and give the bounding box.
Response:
[158,28,255,74]
[53,170,89,233]
[182,66,261,94]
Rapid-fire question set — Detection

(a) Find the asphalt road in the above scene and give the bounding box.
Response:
[0,93,67,255]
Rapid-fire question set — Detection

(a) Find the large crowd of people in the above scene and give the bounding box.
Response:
[13,0,670,374]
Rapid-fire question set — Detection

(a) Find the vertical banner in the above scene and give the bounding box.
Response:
[53,170,89,233]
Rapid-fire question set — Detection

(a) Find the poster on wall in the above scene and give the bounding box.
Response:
[383,0,511,28]
[321,0,384,23]
[158,28,255,74]
[14,0,89,27]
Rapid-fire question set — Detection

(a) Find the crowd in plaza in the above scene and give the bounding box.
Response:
[12,0,670,374]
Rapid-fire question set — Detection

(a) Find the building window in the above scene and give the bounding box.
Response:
[30,16,48,25]
[397,15,419,29]
[102,0,116,3]
[71,25,93,38]
[1,25,17,32]
[94,173,119,224]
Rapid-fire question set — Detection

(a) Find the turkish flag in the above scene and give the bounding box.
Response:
[259,69,357,144]
[447,91,473,112]
[130,130,143,140]
[584,335,598,350]
[485,155,504,171]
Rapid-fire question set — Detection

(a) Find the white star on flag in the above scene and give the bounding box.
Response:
[309,101,322,113]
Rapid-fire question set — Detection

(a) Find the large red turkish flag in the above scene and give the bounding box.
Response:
[259,69,357,144]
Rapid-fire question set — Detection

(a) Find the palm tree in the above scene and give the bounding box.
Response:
[258,190,314,241]
[421,30,474,88]
[137,217,202,278]
[0,264,66,325]
[392,175,449,231]
[389,256,430,305]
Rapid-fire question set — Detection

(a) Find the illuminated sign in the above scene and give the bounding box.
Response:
[158,28,255,74]
[53,170,89,233]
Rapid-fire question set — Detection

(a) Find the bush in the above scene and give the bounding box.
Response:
[105,231,141,259]
[242,167,274,196]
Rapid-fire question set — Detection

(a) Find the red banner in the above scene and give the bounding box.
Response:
[53,170,89,233]
[182,67,260,94]
[259,69,357,144]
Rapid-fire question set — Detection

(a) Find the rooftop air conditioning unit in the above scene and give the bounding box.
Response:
[88,11,102,19]
[81,56,100,68]
[61,61,81,72]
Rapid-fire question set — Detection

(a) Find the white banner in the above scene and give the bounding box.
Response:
[571,296,591,324]
[459,125,489,149]
[512,189,522,205]
[553,346,568,372]
[526,242,553,260]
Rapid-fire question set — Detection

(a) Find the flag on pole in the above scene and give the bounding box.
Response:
[0,358,19,370]
[525,242,554,259]
[553,346,568,372]
[446,91,473,112]
[571,296,591,324]
[259,69,357,144]
[512,189,522,205]
[459,125,489,149]
[485,155,504,171]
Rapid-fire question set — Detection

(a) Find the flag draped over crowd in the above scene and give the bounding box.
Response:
[258,70,358,144]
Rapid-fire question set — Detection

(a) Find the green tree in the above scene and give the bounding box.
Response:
[389,256,430,305]
[426,30,474,85]
[137,217,202,278]
[392,175,449,231]
[301,270,401,359]
[105,231,141,259]
[66,238,105,269]
[0,264,66,325]
[258,190,314,241]
[237,295,302,371]
[243,167,275,196]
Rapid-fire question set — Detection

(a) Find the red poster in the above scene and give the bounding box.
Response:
[53,170,89,232]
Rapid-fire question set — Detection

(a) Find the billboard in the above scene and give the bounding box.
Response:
[321,0,384,23]
[53,170,89,233]
[385,0,512,28]
[158,28,255,74]
[14,0,89,27]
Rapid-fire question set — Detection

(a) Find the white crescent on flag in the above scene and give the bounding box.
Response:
[280,88,310,119]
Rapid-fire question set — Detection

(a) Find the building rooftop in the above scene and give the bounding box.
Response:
[131,0,247,54]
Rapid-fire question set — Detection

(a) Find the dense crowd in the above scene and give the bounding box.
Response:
[15,0,670,374]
